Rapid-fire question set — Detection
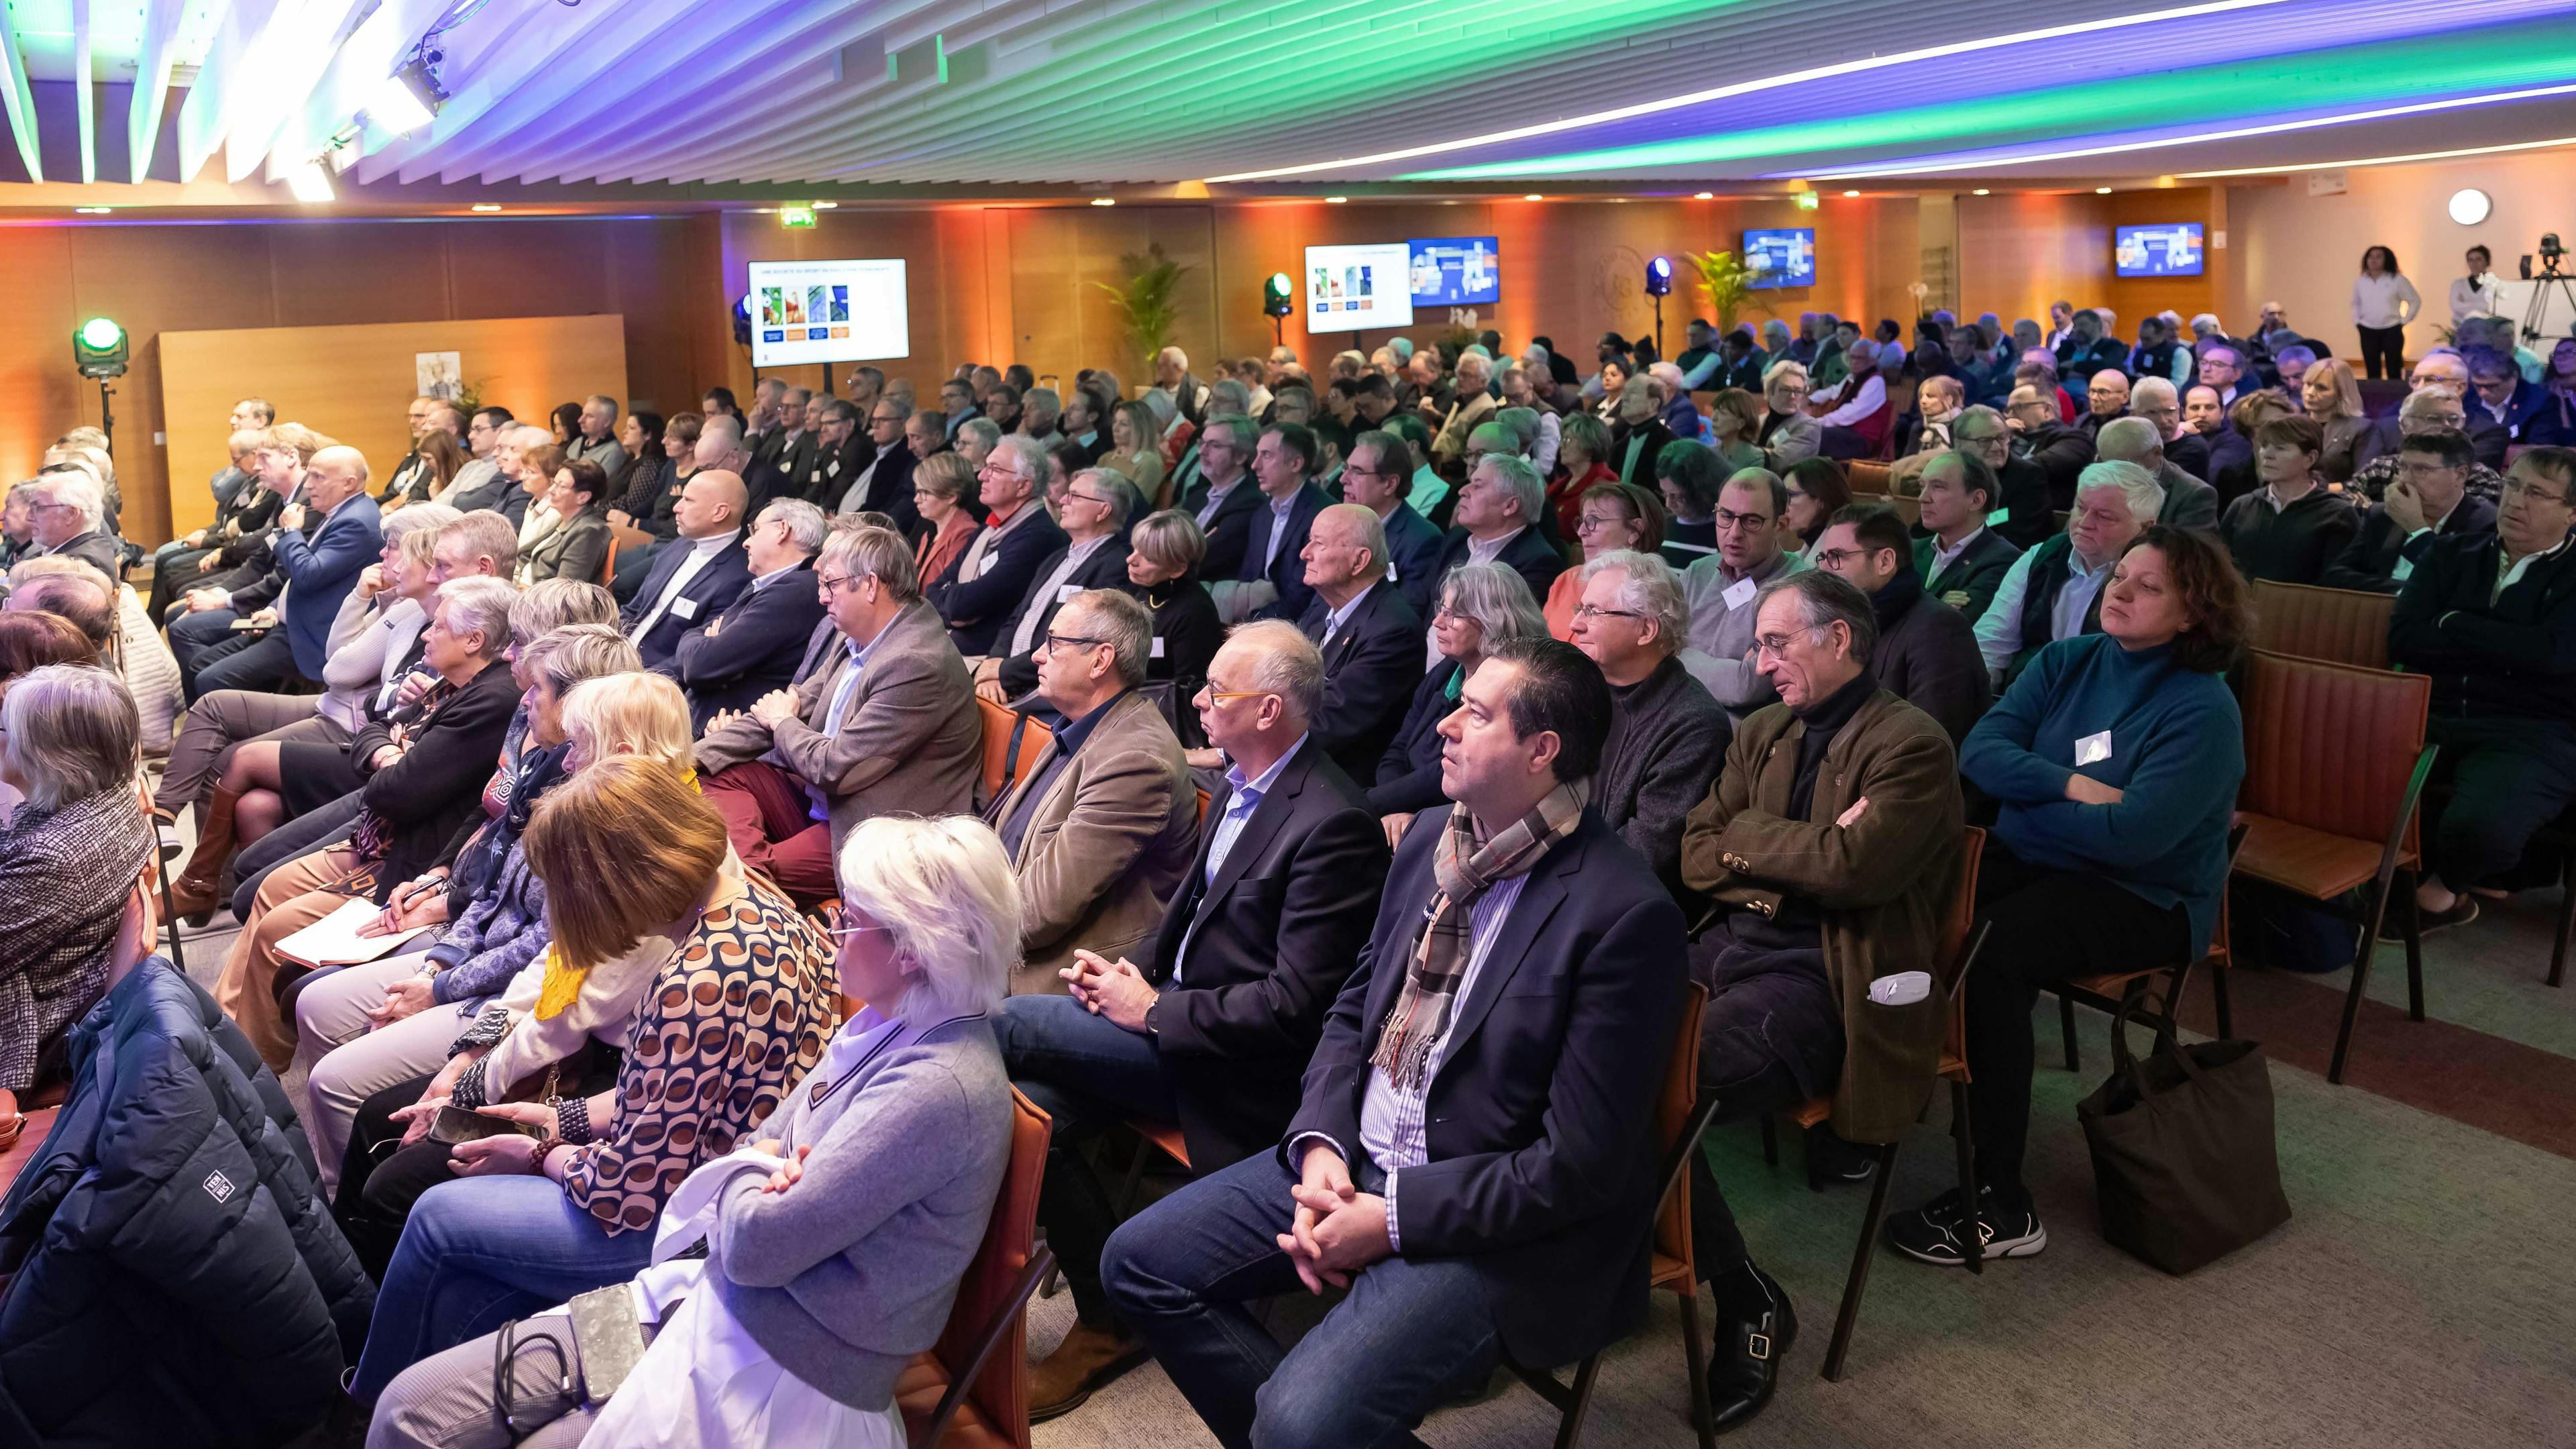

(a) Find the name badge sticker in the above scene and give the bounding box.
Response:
[1722,577,1758,610]
[2075,730,2112,767]
[672,596,702,622]
[1150,637,1167,659]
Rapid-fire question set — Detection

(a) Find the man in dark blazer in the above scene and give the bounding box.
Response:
[620,469,755,669]
[1000,623,1385,1419]
[1239,423,1333,623]
[1291,504,1423,786]
[2095,416,2219,531]
[800,398,875,511]
[1951,407,2059,551]
[667,497,829,731]
[1104,637,1688,1449]
[182,447,382,700]
[1429,452,1566,610]
[977,469,1138,700]
[926,435,1067,655]
[1179,415,1262,582]
[837,398,916,523]
[1341,429,1444,616]
[1908,449,2025,625]
[2355,380,2510,475]
[2317,429,2498,594]
[1822,506,1990,746]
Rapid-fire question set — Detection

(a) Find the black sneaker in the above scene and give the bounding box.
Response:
[1886,1187,2047,1267]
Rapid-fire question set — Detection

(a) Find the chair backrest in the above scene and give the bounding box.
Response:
[975,696,1050,802]
[2237,649,2430,857]
[106,877,154,993]
[1648,981,1711,1273]
[2247,580,2394,671]
[1847,460,1892,496]
[924,1089,1053,1449]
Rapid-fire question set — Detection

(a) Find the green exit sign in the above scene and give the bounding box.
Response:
[1794,191,1819,211]
[780,205,818,229]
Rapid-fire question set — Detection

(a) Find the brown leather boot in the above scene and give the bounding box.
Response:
[1027,1318,1147,1423]
[168,786,241,925]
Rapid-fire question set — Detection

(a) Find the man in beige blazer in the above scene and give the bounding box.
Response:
[696,523,981,906]
[985,588,1197,994]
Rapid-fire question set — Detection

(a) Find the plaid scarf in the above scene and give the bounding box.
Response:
[1370,780,1588,1090]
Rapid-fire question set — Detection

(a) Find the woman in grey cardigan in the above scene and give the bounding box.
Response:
[366,813,1020,1448]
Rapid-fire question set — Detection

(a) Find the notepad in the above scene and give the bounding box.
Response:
[275,897,433,969]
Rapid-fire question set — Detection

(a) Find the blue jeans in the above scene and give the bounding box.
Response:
[352,1175,654,1403]
[997,994,1178,1326]
[1102,1152,1500,1449]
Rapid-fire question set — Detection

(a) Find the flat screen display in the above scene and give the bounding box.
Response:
[1302,243,1414,332]
[2115,223,2204,277]
[1407,236,1501,307]
[747,258,910,367]
[1742,228,1817,289]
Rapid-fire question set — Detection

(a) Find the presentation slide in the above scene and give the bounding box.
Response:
[748,258,910,367]
[1408,236,1501,307]
[2115,223,2204,277]
[1303,243,1414,332]
[1743,228,1817,289]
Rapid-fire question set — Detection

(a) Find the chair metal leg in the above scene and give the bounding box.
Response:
[1552,1353,1602,1449]
[1678,1290,1716,1449]
[1760,1114,1778,1167]
[2553,850,2575,989]
[2058,994,2080,1073]
[2401,871,2425,1024]
[153,843,186,975]
[1819,1142,1899,1383]
[2210,957,2234,1038]
[1949,1080,1982,1279]
[2330,876,2396,1085]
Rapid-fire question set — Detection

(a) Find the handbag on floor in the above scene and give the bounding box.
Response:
[2076,1002,2291,1275]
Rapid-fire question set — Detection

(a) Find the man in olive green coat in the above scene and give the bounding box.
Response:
[1671,570,1964,1434]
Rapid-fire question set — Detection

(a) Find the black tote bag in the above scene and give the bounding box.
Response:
[2076,1004,2292,1275]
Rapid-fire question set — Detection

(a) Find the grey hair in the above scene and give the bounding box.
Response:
[1064,588,1152,688]
[24,470,103,531]
[959,417,1002,451]
[1455,352,1492,385]
[1,663,137,810]
[1022,387,1062,425]
[509,577,617,643]
[2130,376,2179,411]
[835,815,1020,1020]
[2271,344,2318,370]
[1224,619,1326,724]
[1071,468,1140,529]
[989,433,1048,490]
[1130,509,1207,574]
[2076,460,2167,525]
[1474,453,1546,524]
[1208,379,1251,415]
[821,524,921,602]
[435,576,520,657]
[1757,570,1878,668]
[1436,561,1548,648]
[381,502,461,547]
[1578,549,1690,653]
[519,622,641,699]
[758,498,828,554]
[2092,416,2165,465]
[1494,406,1542,455]
[699,413,746,450]
[1201,414,1258,455]
[1762,358,1810,390]
[441,511,523,576]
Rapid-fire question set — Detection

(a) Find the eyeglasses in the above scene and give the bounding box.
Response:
[818,572,869,594]
[826,922,896,942]
[1809,547,1868,570]
[1040,633,1108,653]
[1065,489,1113,507]
[1753,626,1829,658]
[2502,477,2571,506]
[1713,508,1774,531]
[1203,688,1276,702]
[1570,604,1644,622]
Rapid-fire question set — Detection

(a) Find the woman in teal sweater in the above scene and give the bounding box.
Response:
[1888,525,2248,1269]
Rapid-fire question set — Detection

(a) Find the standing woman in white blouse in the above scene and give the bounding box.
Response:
[2351,245,2422,381]
[2448,245,2500,326]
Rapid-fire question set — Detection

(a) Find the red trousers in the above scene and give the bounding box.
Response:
[700,760,839,907]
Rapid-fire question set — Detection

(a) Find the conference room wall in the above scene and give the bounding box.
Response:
[0,215,718,547]
[2224,150,2576,363]
[1953,189,2222,345]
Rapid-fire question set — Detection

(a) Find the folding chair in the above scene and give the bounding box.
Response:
[896,1089,1055,1449]
[2051,822,2249,1073]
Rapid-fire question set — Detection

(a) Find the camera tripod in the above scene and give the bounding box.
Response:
[2522,255,2576,344]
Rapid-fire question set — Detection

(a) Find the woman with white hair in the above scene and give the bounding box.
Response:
[0,664,152,1150]
[1368,561,1548,843]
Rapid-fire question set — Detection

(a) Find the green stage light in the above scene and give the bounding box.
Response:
[1263,272,1294,319]
[74,317,128,378]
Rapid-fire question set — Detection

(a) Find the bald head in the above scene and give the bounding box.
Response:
[305,445,372,509]
[672,468,749,539]
[695,417,749,471]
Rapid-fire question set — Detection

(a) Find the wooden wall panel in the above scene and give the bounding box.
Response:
[1958,193,2111,337]
[159,315,629,537]
[0,227,83,491]
[266,223,457,327]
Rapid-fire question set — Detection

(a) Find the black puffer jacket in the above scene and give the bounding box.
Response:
[0,959,372,1448]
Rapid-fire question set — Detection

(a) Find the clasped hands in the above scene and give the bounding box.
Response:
[1279,1142,1393,1293]
[1063,949,1157,1032]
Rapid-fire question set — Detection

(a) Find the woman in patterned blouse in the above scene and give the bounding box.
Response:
[348,754,837,1403]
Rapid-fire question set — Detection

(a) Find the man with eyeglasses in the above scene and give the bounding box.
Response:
[2357,351,2508,474]
[976,470,1138,704]
[1178,415,1262,583]
[1340,429,1443,616]
[1000,621,1385,1420]
[1813,504,1988,745]
[2129,376,2212,485]
[2465,345,2545,441]
[436,406,513,515]
[1289,503,1420,786]
[2004,383,2096,513]
[835,398,916,519]
[2077,370,2130,443]
[927,434,1068,655]
[666,498,830,732]
[2320,430,2497,596]
[1909,446,2024,625]
[1674,569,1964,1434]
[1428,453,1563,639]
[2391,447,2576,933]
[1567,548,1729,891]
[1680,468,1809,722]
[695,523,980,908]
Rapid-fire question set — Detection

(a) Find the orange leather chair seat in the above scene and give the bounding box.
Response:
[1,1106,60,1195]
[2238,812,2412,901]
[898,1353,1015,1449]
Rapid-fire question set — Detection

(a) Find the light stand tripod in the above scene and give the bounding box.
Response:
[2521,254,2576,345]
[95,378,116,458]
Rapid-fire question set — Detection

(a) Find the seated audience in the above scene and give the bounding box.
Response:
[347,756,837,1405]
[1101,398,1169,507]
[1430,352,1499,470]
[1815,505,1991,744]
[910,449,980,584]
[977,470,1140,702]
[15,468,122,582]
[1179,415,1262,587]
[1567,549,1731,889]
[2216,415,2361,584]
[983,588,1197,993]
[2354,353,2508,475]
[1235,423,1334,624]
[1554,480,1668,636]
[1430,453,1565,637]
[1908,375,1967,456]
[0,663,152,1138]
[619,468,753,669]
[667,497,827,730]
[1675,570,1966,1428]
[1891,527,2245,1265]
[1102,637,1687,1449]
[2079,370,2131,440]
[517,457,612,584]
[696,525,981,907]
[2392,447,2576,932]
[1004,622,1385,1416]
[2093,415,2220,531]
[1682,467,1810,720]
[1758,360,1823,470]
[2005,383,2095,509]
[1338,429,1444,617]
[1911,447,2025,625]
[1290,502,1423,786]
[2319,429,2498,593]
[1607,377,1680,486]
[2130,376,2210,482]
[176,444,385,702]
[1975,462,2162,687]
[212,577,524,1070]
[1783,456,1851,550]
[1371,561,1548,832]
[2346,386,2505,505]
[1811,339,1890,459]
[1548,413,1617,537]
[148,427,266,617]
[366,813,1017,1448]
[1124,508,1224,713]
[1656,439,1726,570]
[928,435,1068,653]
[564,394,627,479]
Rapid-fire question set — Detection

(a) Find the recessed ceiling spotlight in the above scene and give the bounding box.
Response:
[1523,193,1543,201]
[1842,189,1861,197]
[1972,188,1991,196]
[1326,195,1346,203]
[470,203,502,212]
[74,206,111,214]
[1090,197,1116,206]
[811,200,839,209]
[2096,186,2113,193]
[1693,191,1714,200]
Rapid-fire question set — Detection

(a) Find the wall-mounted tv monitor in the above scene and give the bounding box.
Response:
[748,258,910,367]
[1408,236,1501,307]
[2115,223,2204,278]
[1302,243,1414,332]
[1743,228,1817,289]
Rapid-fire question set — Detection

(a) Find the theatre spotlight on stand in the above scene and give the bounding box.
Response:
[1645,255,1674,354]
[1263,270,1294,342]
[74,317,127,379]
